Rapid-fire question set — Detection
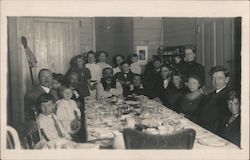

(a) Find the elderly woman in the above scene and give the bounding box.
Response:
[177,74,204,121]
[221,90,241,147]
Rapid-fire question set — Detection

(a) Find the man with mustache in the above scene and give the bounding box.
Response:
[96,67,123,99]
[25,68,59,121]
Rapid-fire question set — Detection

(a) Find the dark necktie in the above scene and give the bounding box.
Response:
[51,115,64,138]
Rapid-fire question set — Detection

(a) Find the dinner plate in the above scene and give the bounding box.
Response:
[197,137,229,147]
[125,100,140,105]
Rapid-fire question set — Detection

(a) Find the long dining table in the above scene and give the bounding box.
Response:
[84,96,239,149]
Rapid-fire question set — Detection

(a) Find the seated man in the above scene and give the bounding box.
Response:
[96,67,123,99]
[195,66,231,136]
[114,61,133,97]
[155,65,174,104]
[127,74,145,96]
[25,68,59,121]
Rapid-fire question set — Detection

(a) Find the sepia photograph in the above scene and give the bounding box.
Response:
[1,1,249,160]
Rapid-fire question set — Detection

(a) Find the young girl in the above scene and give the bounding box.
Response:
[56,86,81,137]
[65,55,91,97]
[85,51,102,81]
[129,54,141,75]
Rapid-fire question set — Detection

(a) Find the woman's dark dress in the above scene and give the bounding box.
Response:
[178,94,204,121]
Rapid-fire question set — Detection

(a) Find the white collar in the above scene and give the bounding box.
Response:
[233,113,240,118]
[155,69,160,72]
[216,86,226,93]
[39,113,55,118]
[40,85,50,93]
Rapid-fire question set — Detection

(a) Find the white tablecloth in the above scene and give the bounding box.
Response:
[84,96,239,149]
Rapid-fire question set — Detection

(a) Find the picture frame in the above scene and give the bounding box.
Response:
[136,46,148,65]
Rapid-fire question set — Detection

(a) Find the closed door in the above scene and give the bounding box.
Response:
[34,19,80,83]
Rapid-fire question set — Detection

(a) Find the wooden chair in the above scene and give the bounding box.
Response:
[16,121,41,149]
[6,126,22,149]
[123,128,196,149]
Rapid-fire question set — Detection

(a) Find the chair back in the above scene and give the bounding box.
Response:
[123,128,196,149]
[6,126,22,149]
[16,121,41,149]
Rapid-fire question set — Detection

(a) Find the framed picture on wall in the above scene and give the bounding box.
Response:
[136,46,148,65]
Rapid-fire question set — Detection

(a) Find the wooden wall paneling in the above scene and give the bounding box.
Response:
[95,17,134,66]
[133,17,162,62]
[163,18,196,47]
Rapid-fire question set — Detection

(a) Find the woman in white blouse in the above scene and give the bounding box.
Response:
[96,51,112,72]
[85,51,102,81]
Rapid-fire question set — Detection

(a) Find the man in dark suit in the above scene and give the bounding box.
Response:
[196,66,231,136]
[114,61,133,96]
[178,45,205,85]
[25,68,59,121]
[143,58,163,99]
[155,65,174,106]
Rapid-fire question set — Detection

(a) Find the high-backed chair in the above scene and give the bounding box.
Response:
[16,121,41,149]
[6,126,22,149]
[123,128,196,149]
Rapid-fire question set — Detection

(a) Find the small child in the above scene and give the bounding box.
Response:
[128,74,145,96]
[37,93,72,141]
[56,86,81,136]
[129,54,141,75]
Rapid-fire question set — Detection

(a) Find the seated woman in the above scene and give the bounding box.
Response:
[128,53,141,75]
[96,51,112,71]
[127,74,145,96]
[177,75,204,121]
[221,90,240,147]
[85,51,102,81]
[160,69,188,111]
[112,54,125,75]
